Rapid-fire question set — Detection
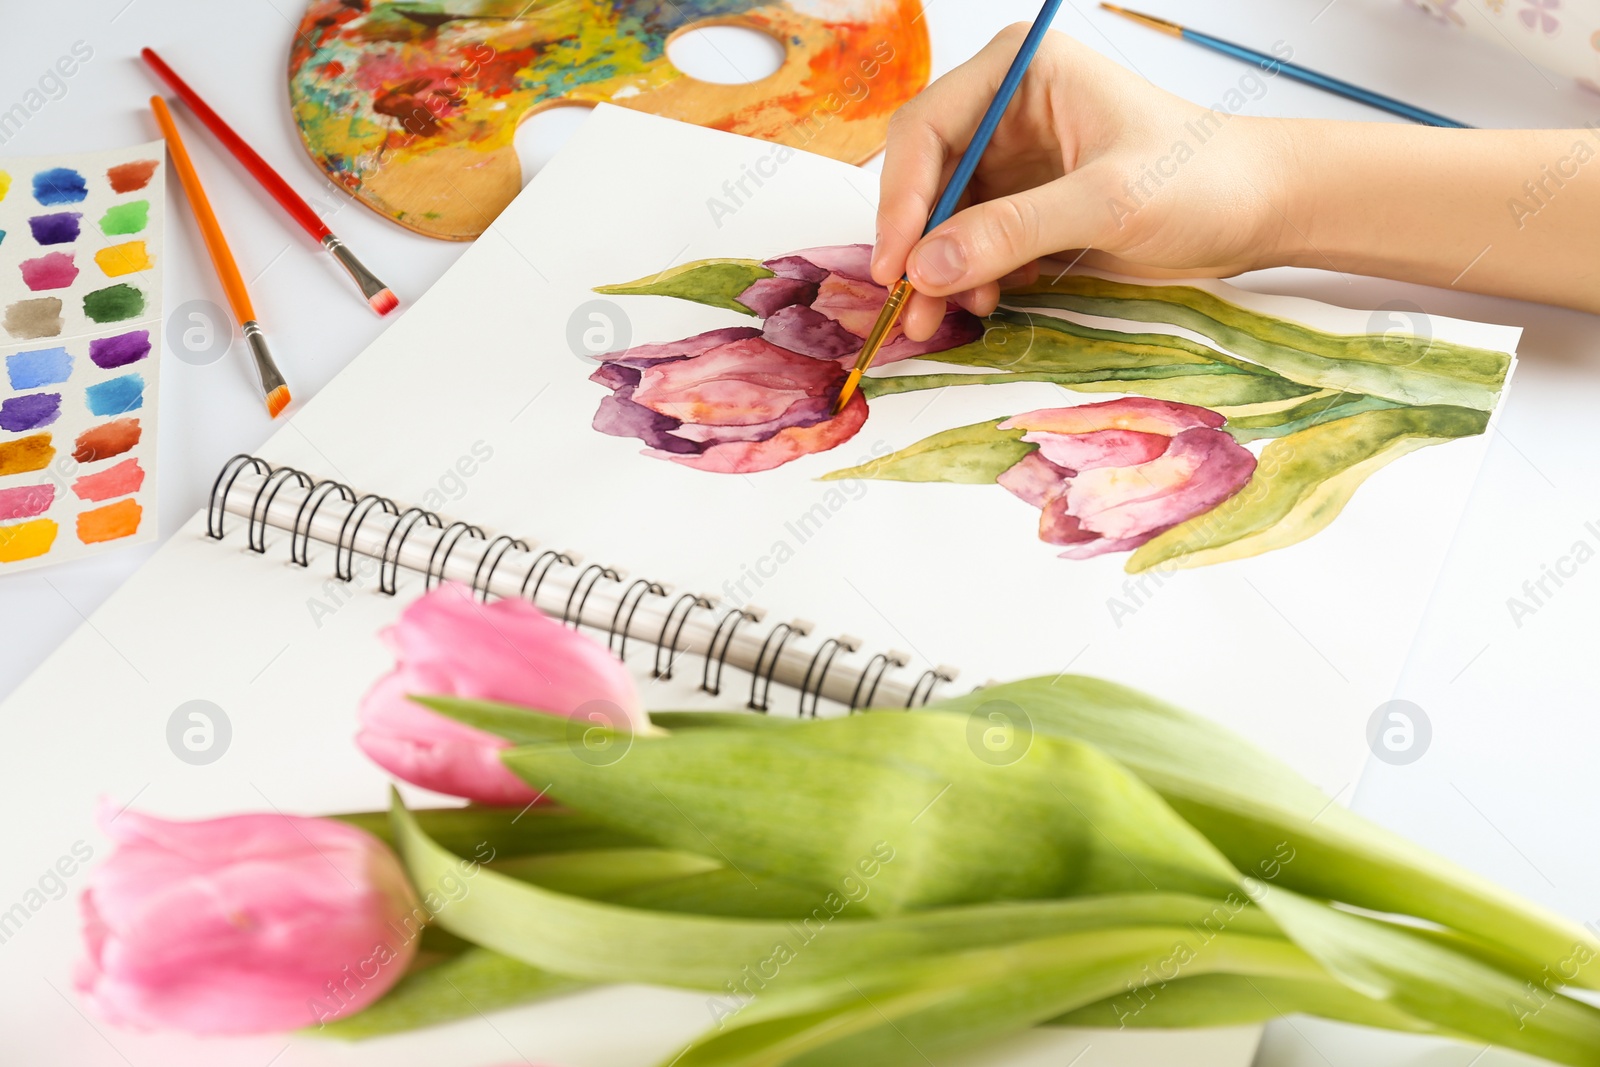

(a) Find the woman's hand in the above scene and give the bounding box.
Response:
[873,27,1294,340]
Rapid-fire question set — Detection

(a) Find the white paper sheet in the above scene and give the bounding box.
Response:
[0,108,1521,1065]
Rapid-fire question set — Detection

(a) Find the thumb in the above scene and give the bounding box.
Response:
[904,173,1109,296]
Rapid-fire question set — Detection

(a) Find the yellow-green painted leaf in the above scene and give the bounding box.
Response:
[1226,392,1404,442]
[594,258,772,315]
[820,419,1032,484]
[1008,277,1512,411]
[1127,405,1490,572]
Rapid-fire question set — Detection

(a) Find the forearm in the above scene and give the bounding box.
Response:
[1272,122,1600,313]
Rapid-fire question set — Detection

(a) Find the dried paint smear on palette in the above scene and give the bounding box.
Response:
[0,141,164,570]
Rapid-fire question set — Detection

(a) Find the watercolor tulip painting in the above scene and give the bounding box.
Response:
[592,246,1513,573]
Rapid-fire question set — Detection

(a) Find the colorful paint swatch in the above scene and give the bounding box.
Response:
[19,252,78,291]
[3,298,63,339]
[0,518,58,562]
[1,143,164,571]
[0,432,54,475]
[94,241,152,278]
[89,331,150,370]
[28,212,81,245]
[0,392,62,431]
[0,483,53,520]
[106,160,159,193]
[99,201,149,236]
[82,284,145,324]
[71,458,143,502]
[72,418,139,463]
[85,374,143,416]
[77,498,141,544]
[6,347,72,389]
[33,168,88,206]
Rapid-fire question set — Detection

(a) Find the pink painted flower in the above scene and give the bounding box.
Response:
[76,806,420,1034]
[739,244,983,365]
[357,583,644,804]
[591,327,868,473]
[996,398,1257,559]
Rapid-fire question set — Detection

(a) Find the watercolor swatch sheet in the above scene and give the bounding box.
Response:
[0,142,164,570]
[0,109,1518,1067]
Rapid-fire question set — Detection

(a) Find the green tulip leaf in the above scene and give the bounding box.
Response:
[313,946,584,1041]
[1225,391,1405,442]
[334,802,650,859]
[929,676,1600,993]
[1006,277,1511,411]
[1126,404,1491,572]
[1048,973,1439,1033]
[820,419,1033,485]
[594,258,773,315]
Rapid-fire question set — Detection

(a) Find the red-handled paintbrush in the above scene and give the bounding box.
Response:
[141,47,400,317]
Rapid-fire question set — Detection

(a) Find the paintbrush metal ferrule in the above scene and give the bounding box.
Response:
[242,321,287,397]
[834,278,913,414]
[321,234,397,313]
[1099,4,1183,36]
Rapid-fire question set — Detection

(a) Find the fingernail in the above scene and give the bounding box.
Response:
[911,237,966,287]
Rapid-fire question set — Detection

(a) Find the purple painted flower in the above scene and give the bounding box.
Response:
[1519,0,1560,34]
[996,398,1257,559]
[591,327,868,474]
[738,244,983,365]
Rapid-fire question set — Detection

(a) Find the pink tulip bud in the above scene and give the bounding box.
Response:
[357,583,645,804]
[76,805,422,1034]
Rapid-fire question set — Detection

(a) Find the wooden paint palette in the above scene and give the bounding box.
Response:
[288,0,931,240]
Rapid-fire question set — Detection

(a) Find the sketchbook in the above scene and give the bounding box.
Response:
[0,107,1521,1066]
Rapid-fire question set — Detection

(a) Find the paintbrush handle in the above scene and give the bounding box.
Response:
[150,95,257,326]
[1181,30,1470,128]
[925,0,1067,235]
[142,48,334,241]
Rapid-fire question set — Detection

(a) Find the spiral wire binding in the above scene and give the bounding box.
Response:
[206,455,956,710]
[207,454,269,540]
[291,480,355,567]
[702,606,762,696]
[520,549,576,604]
[799,635,861,718]
[749,620,813,712]
[248,468,310,553]
[907,666,958,709]
[423,523,484,589]
[564,563,622,629]
[655,593,713,680]
[473,536,530,602]
[336,495,399,582]
[380,508,443,595]
[848,650,911,711]
[609,579,668,661]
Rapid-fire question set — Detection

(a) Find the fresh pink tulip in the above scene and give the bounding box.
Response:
[996,398,1257,558]
[357,583,645,804]
[76,806,420,1034]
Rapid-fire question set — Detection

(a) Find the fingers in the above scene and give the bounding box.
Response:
[905,173,1107,297]
[872,25,1038,287]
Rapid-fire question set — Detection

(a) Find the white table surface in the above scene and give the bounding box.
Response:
[3,2,1599,1064]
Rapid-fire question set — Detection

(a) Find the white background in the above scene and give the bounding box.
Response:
[1,1,1598,1065]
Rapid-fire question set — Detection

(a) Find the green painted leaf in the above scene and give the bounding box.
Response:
[594,258,772,315]
[820,419,1032,485]
[312,946,583,1040]
[1126,404,1491,572]
[930,309,1264,376]
[1065,371,1317,407]
[1007,277,1512,411]
[857,363,1243,399]
[1225,392,1404,442]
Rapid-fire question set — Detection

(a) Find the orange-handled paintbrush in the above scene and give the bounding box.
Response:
[150,95,290,419]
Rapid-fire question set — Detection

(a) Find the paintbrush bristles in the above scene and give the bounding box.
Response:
[833,278,914,413]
